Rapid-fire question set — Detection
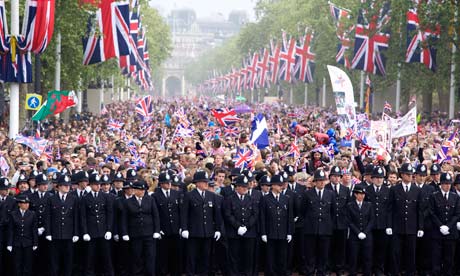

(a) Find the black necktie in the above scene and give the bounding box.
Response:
[358,203,362,209]
[166,191,170,198]
[276,195,279,202]
[61,195,65,202]
[318,190,322,200]
[241,195,244,201]
[444,193,448,201]
[202,192,205,199]
[405,185,409,193]
[377,187,380,193]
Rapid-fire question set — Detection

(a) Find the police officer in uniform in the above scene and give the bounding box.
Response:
[223,175,259,276]
[80,173,114,276]
[0,177,17,275]
[7,193,38,276]
[429,164,442,192]
[113,180,132,276]
[256,175,271,275]
[153,172,182,276]
[110,172,125,197]
[301,169,335,276]
[45,174,80,276]
[260,174,294,276]
[180,171,222,276]
[387,163,424,276]
[364,166,391,276]
[429,172,460,276]
[29,174,51,276]
[346,186,374,276]
[221,168,240,198]
[122,180,161,276]
[325,165,349,275]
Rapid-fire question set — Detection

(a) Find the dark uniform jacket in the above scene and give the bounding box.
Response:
[122,195,160,238]
[388,183,423,235]
[300,188,336,236]
[260,193,294,239]
[326,183,350,230]
[80,192,114,238]
[0,195,17,244]
[7,209,38,247]
[223,193,259,238]
[29,191,52,229]
[113,195,130,236]
[364,185,391,230]
[429,191,460,240]
[45,193,79,239]
[153,189,181,236]
[180,189,222,238]
[346,201,375,240]
[220,185,235,199]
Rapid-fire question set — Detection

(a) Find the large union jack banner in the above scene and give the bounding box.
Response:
[329,2,354,68]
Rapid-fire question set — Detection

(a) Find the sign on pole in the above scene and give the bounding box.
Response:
[25,93,42,110]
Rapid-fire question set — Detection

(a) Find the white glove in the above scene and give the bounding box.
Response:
[104,232,112,240]
[72,236,79,243]
[457,222,460,230]
[114,234,119,242]
[83,234,91,242]
[385,228,393,235]
[38,227,45,236]
[358,232,366,240]
[153,233,161,239]
[417,230,424,238]
[6,246,12,252]
[45,235,52,241]
[214,231,221,241]
[181,230,189,239]
[440,225,450,235]
[287,235,292,243]
[261,235,267,243]
[160,231,165,236]
[237,226,247,236]
[122,235,130,241]
[33,246,37,251]
[294,217,299,222]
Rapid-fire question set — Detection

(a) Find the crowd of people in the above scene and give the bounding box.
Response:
[0,96,459,276]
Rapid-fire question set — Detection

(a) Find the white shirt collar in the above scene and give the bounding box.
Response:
[161,188,170,197]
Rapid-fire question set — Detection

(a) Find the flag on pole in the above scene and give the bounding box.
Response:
[32,90,78,121]
[250,113,269,149]
[14,135,48,156]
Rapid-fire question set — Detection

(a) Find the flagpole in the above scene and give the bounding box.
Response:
[9,0,20,138]
[449,4,458,119]
[289,85,293,105]
[322,77,326,108]
[54,32,61,91]
[359,71,364,109]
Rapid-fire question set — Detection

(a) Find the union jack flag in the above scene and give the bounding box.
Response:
[203,127,221,141]
[210,108,241,126]
[405,6,440,72]
[351,2,391,75]
[257,48,271,88]
[384,101,392,112]
[101,105,108,115]
[174,107,191,128]
[345,127,355,140]
[160,128,167,149]
[140,123,154,138]
[329,2,354,68]
[43,145,54,163]
[279,31,297,83]
[437,131,457,163]
[359,143,373,156]
[294,28,316,83]
[126,140,138,158]
[247,52,259,91]
[107,119,124,131]
[173,124,194,138]
[14,135,48,156]
[287,137,300,158]
[224,126,240,137]
[135,95,153,119]
[20,0,55,54]
[0,155,9,177]
[268,40,281,84]
[233,148,254,169]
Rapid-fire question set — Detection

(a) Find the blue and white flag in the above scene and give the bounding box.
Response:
[250,113,269,149]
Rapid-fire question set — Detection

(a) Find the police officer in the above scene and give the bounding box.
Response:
[387,163,424,276]
[221,168,240,198]
[260,174,293,276]
[325,165,349,276]
[346,186,374,276]
[122,180,160,276]
[113,180,132,276]
[7,193,38,276]
[301,169,335,276]
[29,174,51,276]
[256,175,271,275]
[414,164,435,276]
[223,175,259,276]
[429,163,442,192]
[429,172,460,276]
[80,173,114,276]
[110,172,125,196]
[364,166,391,276]
[153,172,182,276]
[0,177,17,275]
[180,170,223,276]
[17,173,31,196]
[45,174,80,276]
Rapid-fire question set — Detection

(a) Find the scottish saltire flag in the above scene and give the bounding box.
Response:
[351,2,391,75]
[0,155,9,176]
[107,119,124,131]
[135,95,153,119]
[233,147,254,169]
[210,108,241,126]
[20,0,55,54]
[14,135,48,156]
[250,113,269,149]
[405,6,440,72]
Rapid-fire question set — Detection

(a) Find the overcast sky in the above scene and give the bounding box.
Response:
[149,0,257,20]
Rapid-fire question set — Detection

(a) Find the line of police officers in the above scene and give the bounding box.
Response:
[1,162,460,276]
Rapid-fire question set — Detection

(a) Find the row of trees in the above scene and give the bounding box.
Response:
[185,0,459,112]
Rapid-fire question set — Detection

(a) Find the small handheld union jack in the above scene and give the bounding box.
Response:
[224,126,240,138]
[233,148,254,169]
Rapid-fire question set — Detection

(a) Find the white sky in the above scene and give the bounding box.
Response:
[149,0,257,20]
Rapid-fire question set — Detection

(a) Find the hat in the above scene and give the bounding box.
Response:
[0,177,10,190]
[258,175,271,186]
[57,174,72,186]
[242,169,255,181]
[364,165,375,176]
[431,164,441,175]
[208,180,215,187]
[89,173,101,184]
[172,175,183,186]
[158,172,172,185]
[122,180,133,189]
[284,165,296,176]
[74,171,89,183]
[399,163,414,175]
[18,174,28,183]
[192,171,209,183]
[15,193,30,203]
[454,174,460,185]
[113,172,125,182]
[35,174,49,186]
[28,170,39,181]
[131,180,146,190]
[329,166,343,177]
[126,169,138,180]
[440,173,453,184]
[270,174,284,185]
[313,169,327,182]
[230,167,242,177]
[234,175,249,187]
[415,164,428,176]
[51,172,61,184]
[352,186,366,194]
[372,166,385,178]
[100,175,111,185]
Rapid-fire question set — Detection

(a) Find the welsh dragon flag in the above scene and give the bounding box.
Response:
[32,90,78,121]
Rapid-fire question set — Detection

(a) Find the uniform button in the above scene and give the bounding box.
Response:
[204,216,207,219]
[170,220,173,223]
[62,223,64,225]
[405,218,408,221]
[277,224,280,226]
[204,222,207,224]
[376,214,379,217]
[376,203,379,205]
[319,208,322,210]
[97,221,100,223]
[319,219,322,222]
[336,214,339,217]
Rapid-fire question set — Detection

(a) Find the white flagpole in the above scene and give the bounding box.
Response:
[9,0,20,138]
[359,71,365,109]
[449,4,457,119]
[396,64,401,112]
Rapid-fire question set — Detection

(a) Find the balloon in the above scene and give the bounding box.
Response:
[295,125,309,137]
[314,133,329,145]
